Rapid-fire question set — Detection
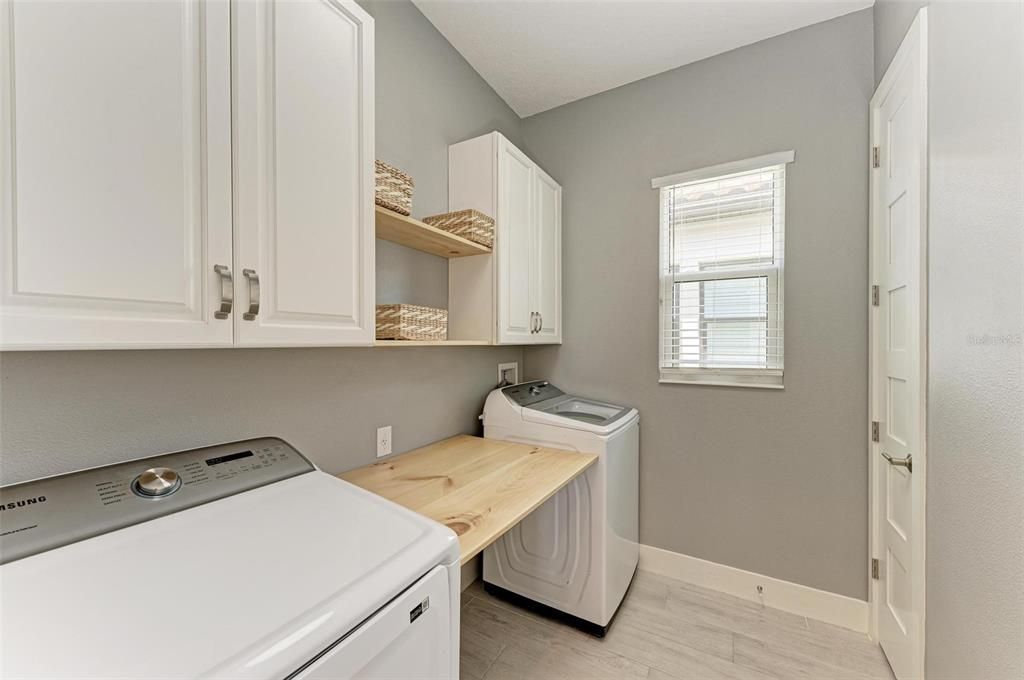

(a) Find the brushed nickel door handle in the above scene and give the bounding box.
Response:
[213,264,233,319]
[243,269,260,321]
[882,451,913,473]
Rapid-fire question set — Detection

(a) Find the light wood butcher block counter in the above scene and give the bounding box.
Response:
[339,435,597,565]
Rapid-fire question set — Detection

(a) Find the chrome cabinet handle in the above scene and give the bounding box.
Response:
[213,264,233,319]
[881,451,913,473]
[538,312,543,333]
[242,269,260,320]
[529,312,536,333]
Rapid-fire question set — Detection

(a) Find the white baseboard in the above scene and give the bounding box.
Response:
[638,544,869,633]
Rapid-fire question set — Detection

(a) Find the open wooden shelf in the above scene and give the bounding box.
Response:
[374,339,492,347]
[375,206,492,258]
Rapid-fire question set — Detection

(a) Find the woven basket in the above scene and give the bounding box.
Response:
[376,304,448,341]
[421,209,495,249]
[375,160,414,216]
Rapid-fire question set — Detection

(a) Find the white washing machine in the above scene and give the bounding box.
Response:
[482,381,639,636]
[0,438,460,679]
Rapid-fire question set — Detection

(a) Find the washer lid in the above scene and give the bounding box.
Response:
[524,395,638,435]
[0,472,458,680]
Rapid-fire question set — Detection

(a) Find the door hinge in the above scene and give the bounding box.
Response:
[871,421,880,443]
[871,285,880,306]
[872,146,881,168]
[871,558,880,580]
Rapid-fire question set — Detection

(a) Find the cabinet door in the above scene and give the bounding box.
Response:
[233,0,374,347]
[533,168,562,343]
[496,137,535,344]
[0,0,233,349]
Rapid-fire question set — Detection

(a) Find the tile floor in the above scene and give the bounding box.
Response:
[460,571,895,680]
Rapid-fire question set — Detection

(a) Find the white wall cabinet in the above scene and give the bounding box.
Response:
[233,0,375,347]
[0,0,374,350]
[448,132,562,345]
[533,166,562,342]
[0,0,233,349]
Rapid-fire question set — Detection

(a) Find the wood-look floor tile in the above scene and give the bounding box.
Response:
[460,570,894,680]
[610,603,735,662]
[663,578,810,634]
[461,624,504,680]
[733,633,892,680]
[665,581,891,678]
[602,614,773,680]
[461,597,556,660]
[645,663,774,680]
[621,570,671,612]
[483,636,651,680]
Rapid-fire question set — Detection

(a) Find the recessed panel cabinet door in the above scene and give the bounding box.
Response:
[0,0,233,349]
[533,168,562,343]
[497,138,535,344]
[233,0,374,347]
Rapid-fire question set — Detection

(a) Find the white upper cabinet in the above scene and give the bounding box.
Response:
[233,0,375,347]
[497,139,537,344]
[0,0,374,350]
[0,0,233,349]
[533,166,562,342]
[448,132,562,345]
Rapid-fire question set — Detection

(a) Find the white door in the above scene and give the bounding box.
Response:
[870,9,927,680]
[497,137,535,344]
[0,0,233,349]
[533,168,562,343]
[233,0,375,347]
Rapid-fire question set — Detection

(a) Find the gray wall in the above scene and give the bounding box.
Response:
[0,0,523,484]
[926,7,1023,674]
[367,0,523,308]
[872,2,1024,677]
[520,10,875,600]
[872,0,925,85]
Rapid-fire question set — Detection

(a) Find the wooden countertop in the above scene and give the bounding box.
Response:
[339,435,597,565]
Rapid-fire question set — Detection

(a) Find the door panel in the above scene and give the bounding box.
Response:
[233,0,374,347]
[871,10,926,679]
[534,168,561,343]
[497,138,535,344]
[0,0,232,349]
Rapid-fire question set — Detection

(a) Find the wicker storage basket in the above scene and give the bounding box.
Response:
[421,209,495,249]
[375,160,414,216]
[376,304,448,341]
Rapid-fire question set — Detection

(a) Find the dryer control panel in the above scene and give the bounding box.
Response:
[0,438,314,565]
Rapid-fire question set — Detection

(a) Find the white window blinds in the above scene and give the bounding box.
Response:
[653,151,793,388]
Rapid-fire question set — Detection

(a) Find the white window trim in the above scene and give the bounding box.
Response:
[651,150,795,189]
[656,151,793,389]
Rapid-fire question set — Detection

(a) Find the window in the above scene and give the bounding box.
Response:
[653,151,793,388]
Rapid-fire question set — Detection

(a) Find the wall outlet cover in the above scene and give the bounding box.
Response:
[497,362,519,387]
[376,425,392,458]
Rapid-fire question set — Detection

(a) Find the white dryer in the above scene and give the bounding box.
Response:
[482,381,639,636]
[0,438,460,679]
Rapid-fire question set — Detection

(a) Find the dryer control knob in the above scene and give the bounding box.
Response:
[132,467,181,498]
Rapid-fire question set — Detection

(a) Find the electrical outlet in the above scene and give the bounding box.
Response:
[376,426,392,458]
[497,362,519,387]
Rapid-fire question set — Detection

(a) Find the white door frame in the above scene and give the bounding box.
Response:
[868,8,928,679]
